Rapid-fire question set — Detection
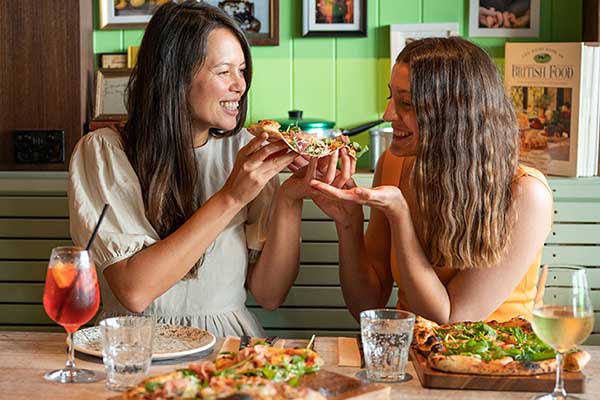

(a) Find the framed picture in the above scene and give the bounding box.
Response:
[99,0,164,30]
[390,23,460,68]
[93,69,131,120]
[469,0,540,37]
[99,0,279,46]
[302,0,367,37]
[204,0,279,45]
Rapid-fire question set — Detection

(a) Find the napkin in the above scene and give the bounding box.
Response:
[337,337,362,367]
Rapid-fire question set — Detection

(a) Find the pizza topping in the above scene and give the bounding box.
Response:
[248,120,368,160]
[124,344,325,399]
[411,316,589,376]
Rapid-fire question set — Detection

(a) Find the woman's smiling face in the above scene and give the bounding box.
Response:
[188,28,247,137]
[383,62,419,157]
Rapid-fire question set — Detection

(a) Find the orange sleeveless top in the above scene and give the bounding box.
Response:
[380,151,552,322]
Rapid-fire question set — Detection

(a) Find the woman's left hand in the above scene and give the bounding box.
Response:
[281,148,356,201]
[279,158,319,201]
[310,181,409,218]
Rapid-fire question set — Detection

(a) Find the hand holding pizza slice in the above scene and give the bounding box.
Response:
[248,120,367,160]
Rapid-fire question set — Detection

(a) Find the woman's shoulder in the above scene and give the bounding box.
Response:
[76,128,125,154]
[512,165,553,212]
[513,165,552,197]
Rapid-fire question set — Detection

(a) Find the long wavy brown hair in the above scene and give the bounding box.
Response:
[122,1,252,238]
[396,37,519,269]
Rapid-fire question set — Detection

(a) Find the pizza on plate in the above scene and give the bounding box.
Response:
[248,120,367,159]
[413,316,590,376]
[122,343,325,399]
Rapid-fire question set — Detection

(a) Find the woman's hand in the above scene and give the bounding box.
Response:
[310,181,410,220]
[221,132,297,208]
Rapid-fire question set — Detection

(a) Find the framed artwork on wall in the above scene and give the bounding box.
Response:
[469,0,540,37]
[93,69,131,120]
[99,0,279,46]
[204,0,279,45]
[389,23,460,68]
[99,0,165,30]
[302,0,367,37]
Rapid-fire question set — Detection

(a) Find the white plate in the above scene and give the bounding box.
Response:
[73,324,216,360]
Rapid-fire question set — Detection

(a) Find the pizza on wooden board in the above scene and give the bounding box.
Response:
[247,120,367,160]
[413,316,591,376]
[121,343,325,399]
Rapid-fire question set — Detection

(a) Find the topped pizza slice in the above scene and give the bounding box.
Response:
[248,120,367,159]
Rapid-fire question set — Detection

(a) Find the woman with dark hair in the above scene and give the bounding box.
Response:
[68,1,314,336]
[311,37,553,323]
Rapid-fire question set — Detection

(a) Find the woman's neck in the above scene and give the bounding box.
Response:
[193,129,210,148]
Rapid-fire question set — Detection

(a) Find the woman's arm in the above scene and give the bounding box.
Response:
[313,175,553,323]
[311,156,395,320]
[104,136,296,313]
[244,186,303,310]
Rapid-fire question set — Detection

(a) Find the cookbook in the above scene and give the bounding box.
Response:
[504,42,600,177]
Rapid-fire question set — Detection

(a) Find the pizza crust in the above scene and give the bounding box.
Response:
[427,354,556,376]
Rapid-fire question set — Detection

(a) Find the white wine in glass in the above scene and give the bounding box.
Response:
[531,265,593,400]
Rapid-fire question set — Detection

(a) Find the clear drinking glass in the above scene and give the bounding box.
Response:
[360,309,415,382]
[42,246,104,383]
[101,316,155,391]
[531,265,593,400]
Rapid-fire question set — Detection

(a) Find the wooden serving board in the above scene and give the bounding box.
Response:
[301,369,390,400]
[410,348,585,393]
[108,369,389,400]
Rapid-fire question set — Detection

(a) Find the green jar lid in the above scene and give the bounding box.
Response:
[274,110,335,131]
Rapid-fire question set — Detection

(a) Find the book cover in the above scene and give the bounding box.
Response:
[505,42,596,177]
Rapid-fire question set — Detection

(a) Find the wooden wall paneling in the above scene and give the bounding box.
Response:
[583,0,600,40]
[0,0,93,171]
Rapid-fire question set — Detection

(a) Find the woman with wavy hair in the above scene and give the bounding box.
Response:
[68,1,320,336]
[311,37,553,323]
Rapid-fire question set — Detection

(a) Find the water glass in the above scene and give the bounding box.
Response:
[360,309,415,382]
[100,316,155,391]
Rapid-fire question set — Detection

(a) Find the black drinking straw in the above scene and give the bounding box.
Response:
[86,204,109,251]
[55,204,109,321]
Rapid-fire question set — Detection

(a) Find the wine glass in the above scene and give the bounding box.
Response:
[42,246,104,383]
[531,265,593,400]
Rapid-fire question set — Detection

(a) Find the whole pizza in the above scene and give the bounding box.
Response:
[121,343,325,399]
[248,120,367,159]
[413,316,590,376]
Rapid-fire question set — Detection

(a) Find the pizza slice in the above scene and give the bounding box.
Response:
[248,120,367,160]
[122,343,326,399]
[413,316,590,376]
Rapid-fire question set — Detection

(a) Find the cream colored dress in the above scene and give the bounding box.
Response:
[68,128,279,337]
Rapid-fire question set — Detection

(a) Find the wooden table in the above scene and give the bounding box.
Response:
[0,331,598,399]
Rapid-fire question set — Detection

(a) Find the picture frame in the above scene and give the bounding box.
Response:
[469,0,540,38]
[390,23,460,68]
[205,0,279,45]
[99,0,279,46]
[302,0,367,37]
[99,0,161,30]
[93,68,132,120]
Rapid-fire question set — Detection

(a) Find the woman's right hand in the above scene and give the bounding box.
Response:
[220,133,296,208]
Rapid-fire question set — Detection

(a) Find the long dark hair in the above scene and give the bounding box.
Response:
[122,1,252,238]
[396,37,519,269]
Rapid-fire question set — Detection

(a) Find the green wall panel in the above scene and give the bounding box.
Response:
[293,39,336,122]
[379,0,422,25]
[92,0,583,160]
[551,0,583,42]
